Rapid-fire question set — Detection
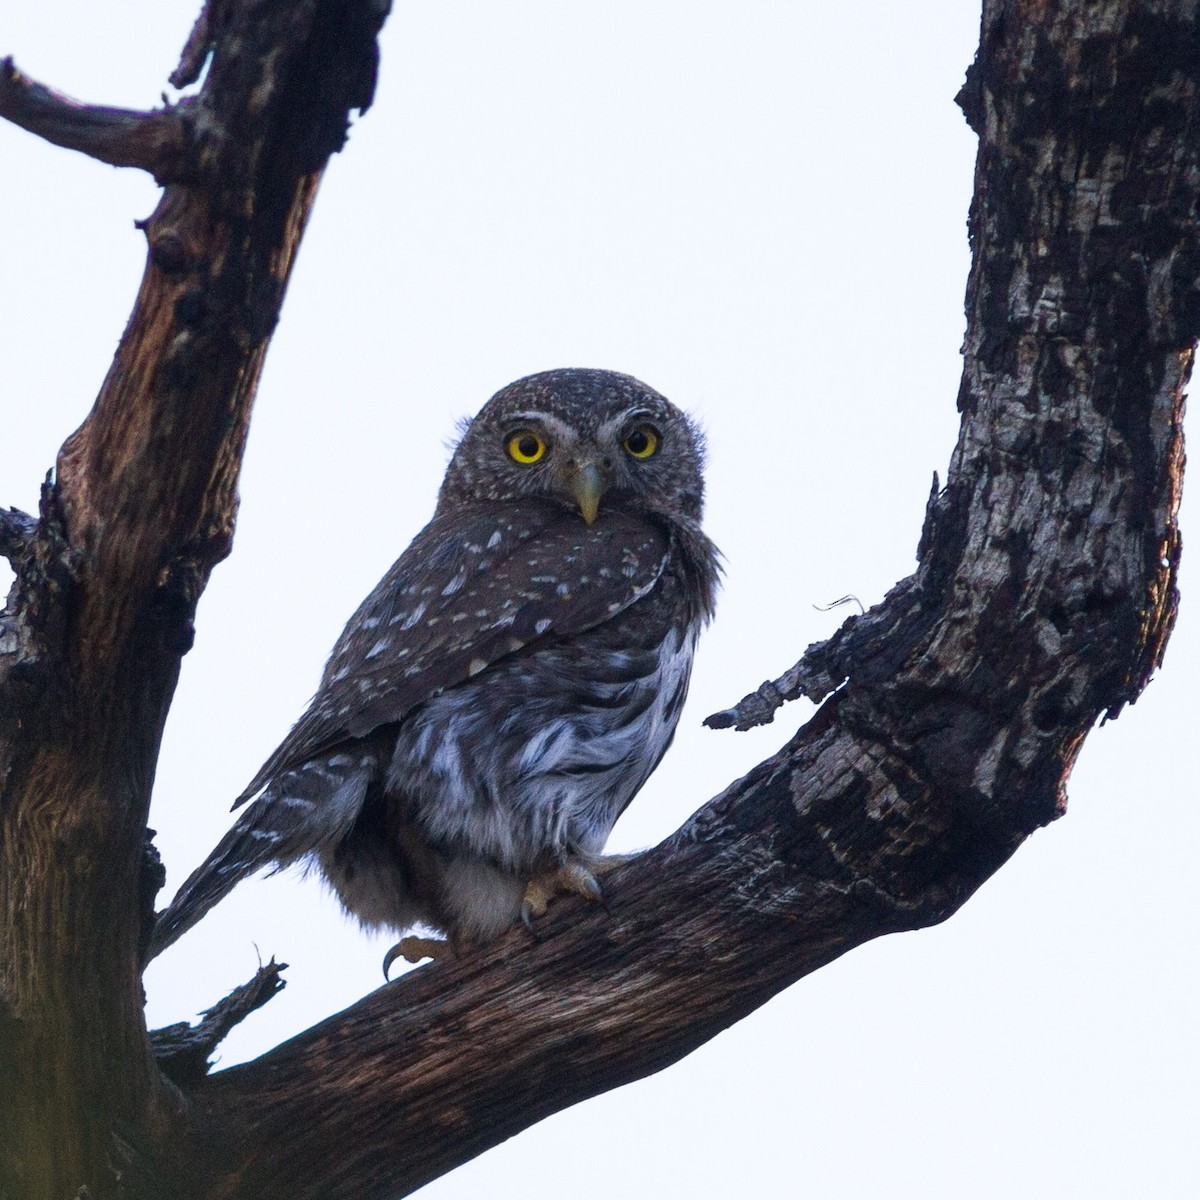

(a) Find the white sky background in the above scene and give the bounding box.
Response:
[2,2,1197,1197]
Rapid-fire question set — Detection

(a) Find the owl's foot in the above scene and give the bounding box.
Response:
[382,934,456,978]
[520,860,604,931]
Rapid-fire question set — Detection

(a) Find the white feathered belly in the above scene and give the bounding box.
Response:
[387,621,700,874]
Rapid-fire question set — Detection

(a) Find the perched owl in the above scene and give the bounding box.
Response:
[149,368,719,964]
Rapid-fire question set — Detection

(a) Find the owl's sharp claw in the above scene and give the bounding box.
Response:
[520,860,604,934]
[383,935,454,978]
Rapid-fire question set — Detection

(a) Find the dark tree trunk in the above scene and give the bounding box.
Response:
[0,2,388,1196]
[0,2,1191,1199]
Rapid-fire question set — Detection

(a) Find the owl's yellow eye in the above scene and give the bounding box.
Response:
[623,425,660,460]
[506,430,547,464]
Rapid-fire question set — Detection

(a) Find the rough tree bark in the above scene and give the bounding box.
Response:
[0,2,1191,1199]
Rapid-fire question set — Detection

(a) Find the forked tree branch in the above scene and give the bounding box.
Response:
[180,2,1189,1196]
[0,2,1192,1200]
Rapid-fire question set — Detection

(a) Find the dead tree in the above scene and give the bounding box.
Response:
[0,1,1191,1197]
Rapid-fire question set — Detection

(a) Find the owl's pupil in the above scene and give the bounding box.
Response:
[627,431,649,454]
[518,435,539,458]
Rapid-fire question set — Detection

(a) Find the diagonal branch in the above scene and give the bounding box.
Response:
[0,57,189,181]
[174,3,1191,1196]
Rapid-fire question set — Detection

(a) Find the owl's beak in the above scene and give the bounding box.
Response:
[569,462,605,524]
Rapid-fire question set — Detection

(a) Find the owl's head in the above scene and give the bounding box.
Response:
[438,368,707,526]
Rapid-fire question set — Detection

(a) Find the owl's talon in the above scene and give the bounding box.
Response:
[520,860,604,934]
[520,884,551,928]
[383,934,454,978]
[520,902,543,939]
[577,871,603,903]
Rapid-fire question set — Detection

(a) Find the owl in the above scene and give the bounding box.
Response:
[149,368,719,966]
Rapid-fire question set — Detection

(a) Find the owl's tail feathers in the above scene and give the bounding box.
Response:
[146,756,377,961]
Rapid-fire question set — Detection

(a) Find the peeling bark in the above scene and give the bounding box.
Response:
[0,2,1190,1200]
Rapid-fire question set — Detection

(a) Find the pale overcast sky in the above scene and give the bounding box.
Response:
[2,3,1197,1197]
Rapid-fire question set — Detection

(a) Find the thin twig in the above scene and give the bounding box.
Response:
[171,0,217,90]
[149,959,287,1085]
[0,507,36,565]
[0,57,189,182]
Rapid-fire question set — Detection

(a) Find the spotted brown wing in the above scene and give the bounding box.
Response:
[234,500,670,806]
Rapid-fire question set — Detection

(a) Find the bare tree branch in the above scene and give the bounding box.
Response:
[0,506,36,564]
[0,57,189,180]
[171,0,218,90]
[164,3,1191,1195]
[0,1,1192,1198]
[151,960,287,1087]
[0,2,389,1196]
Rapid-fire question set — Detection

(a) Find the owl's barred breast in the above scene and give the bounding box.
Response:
[322,529,705,940]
